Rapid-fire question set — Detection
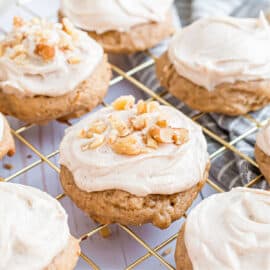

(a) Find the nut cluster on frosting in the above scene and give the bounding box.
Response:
[80,96,189,155]
[0,16,81,65]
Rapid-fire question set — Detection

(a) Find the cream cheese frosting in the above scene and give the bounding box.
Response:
[184,188,270,270]
[0,182,70,270]
[168,13,270,91]
[0,17,103,97]
[60,0,174,34]
[59,97,209,196]
[0,113,4,142]
[256,121,270,156]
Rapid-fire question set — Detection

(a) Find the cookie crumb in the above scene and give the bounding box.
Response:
[3,163,13,170]
[161,248,172,257]
[0,177,4,182]
[27,154,32,159]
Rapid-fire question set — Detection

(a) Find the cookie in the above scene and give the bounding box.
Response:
[0,17,111,124]
[59,96,209,229]
[255,121,270,184]
[156,14,270,115]
[59,0,174,54]
[0,113,15,160]
[0,182,80,270]
[175,188,270,270]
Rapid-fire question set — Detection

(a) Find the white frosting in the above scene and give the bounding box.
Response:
[0,18,103,97]
[256,121,270,156]
[60,0,173,34]
[0,113,4,142]
[59,104,209,196]
[168,13,270,91]
[184,188,270,270]
[0,182,70,270]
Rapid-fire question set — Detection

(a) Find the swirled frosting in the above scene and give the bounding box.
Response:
[59,97,209,196]
[0,113,4,141]
[168,13,270,91]
[0,182,70,270]
[184,188,270,270]
[0,17,103,97]
[257,121,270,156]
[60,0,173,34]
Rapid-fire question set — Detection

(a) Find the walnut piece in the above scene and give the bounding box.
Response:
[112,95,135,111]
[13,16,24,28]
[89,120,107,134]
[130,116,146,131]
[150,126,189,145]
[145,133,158,149]
[110,134,142,155]
[34,43,55,61]
[109,115,130,137]
[81,134,105,150]
[67,56,80,64]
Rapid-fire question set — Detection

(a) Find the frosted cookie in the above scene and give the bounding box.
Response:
[59,96,209,229]
[175,188,270,270]
[0,113,15,160]
[0,182,80,270]
[0,17,111,124]
[156,13,270,115]
[255,121,270,184]
[59,0,175,54]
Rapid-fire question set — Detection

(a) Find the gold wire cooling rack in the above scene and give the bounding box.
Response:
[0,1,269,269]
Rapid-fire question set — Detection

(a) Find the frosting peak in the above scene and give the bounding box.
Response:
[59,96,209,196]
[0,183,70,270]
[185,188,270,270]
[0,17,103,97]
[169,13,270,91]
[60,0,173,34]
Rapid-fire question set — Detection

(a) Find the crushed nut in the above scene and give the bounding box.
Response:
[89,120,107,134]
[67,56,80,64]
[156,118,168,128]
[108,129,118,144]
[137,100,147,114]
[62,18,78,40]
[130,116,146,131]
[3,163,13,170]
[34,43,55,61]
[145,133,158,149]
[13,16,24,28]
[112,95,135,111]
[109,116,130,137]
[110,134,142,155]
[89,134,105,149]
[79,129,93,139]
[150,126,189,145]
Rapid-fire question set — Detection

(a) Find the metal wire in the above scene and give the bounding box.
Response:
[0,1,268,269]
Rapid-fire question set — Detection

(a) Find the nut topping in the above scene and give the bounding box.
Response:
[79,97,189,155]
[34,43,55,61]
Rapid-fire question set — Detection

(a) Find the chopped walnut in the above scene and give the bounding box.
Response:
[130,116,146,131]
[67,56,80,64]
[109,115,130,137]
[13,16,24,28]
[112,95,135,111]
[156,118,168,128]
[34,43,55,61]
[145,133,158,149]
[137,100,147,114]
[89,120,107,134]
[147,101,159,113]
[110,134,142,155]
[81,134,105,150]
[150,126,189,145]
[62,18,78,40]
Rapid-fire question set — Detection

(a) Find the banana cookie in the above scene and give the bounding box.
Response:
[175,188,270,270]
[0,113,15,160]
[0,17,111,124]
[0,182,80,270]
[255,121,270,184]
[59,96,209,229]
[156,13,270,115]
[59,0,175,54]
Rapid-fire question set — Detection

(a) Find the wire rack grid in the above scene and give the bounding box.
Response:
[0,1,269,269]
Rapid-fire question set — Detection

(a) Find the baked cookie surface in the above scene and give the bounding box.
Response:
[59,0,174,53]
[0,17,111,124]
[175,188,270,270]
[0,113,15,160]
[59,96,209,228]
[0,182,80,270]
[156,14,270,115]
[255,121,270,184]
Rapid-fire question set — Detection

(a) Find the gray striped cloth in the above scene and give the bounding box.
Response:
[127,0,270,191]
